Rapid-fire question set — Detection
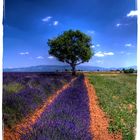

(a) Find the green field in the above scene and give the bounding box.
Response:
[87,73,136,140]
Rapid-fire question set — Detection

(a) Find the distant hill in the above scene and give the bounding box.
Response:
[3,65,137,72]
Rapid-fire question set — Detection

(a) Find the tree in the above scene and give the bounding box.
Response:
[48,30,94,75]
[122,68,135,73]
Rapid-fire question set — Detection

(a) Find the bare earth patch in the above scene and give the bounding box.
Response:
[84,77,122,140]
[4,78,77,140]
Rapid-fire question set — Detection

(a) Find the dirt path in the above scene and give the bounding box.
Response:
[4,78,77,140]
[84,77,122,140]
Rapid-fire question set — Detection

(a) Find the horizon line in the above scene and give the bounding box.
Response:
[3,64,137,70]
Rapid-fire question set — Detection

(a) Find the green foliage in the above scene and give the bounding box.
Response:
[87,74,136,140]
[3,83,24,93]
[48,30,94,75]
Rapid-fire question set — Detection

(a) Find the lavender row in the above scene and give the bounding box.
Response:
[22,75,93,140]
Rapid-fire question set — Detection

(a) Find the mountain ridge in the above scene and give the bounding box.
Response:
[3,65,137,72]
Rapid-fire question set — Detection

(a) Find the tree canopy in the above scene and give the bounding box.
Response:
[48,30,94,75]
[122,68,135,73]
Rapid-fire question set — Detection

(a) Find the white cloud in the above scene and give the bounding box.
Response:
[42,16,52,22]
[125,43,134,48]
[125,43,132,47]
[87,30,95,34]
[127,10,138,17]
[95,52,104,57]
[19,52,29,55]
[96,44,100,47]
[95,51,114,57]
[36,56,44,59]
[104,52,114,55]
[53,21,59,26]
[116,23,129,27]
[91,45,95,48]
[48,56,54,59]
[116,23,121,27]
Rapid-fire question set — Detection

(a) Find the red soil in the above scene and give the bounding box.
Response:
[4,78,77,140]
[84,77,122,140]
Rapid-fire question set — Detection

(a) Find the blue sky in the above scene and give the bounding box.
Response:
[3,0,137,68]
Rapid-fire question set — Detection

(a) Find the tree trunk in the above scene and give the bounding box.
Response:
[71,65,76,76]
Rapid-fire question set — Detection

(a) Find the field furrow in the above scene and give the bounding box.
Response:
[4,77,77,140]
[21,75,92,140]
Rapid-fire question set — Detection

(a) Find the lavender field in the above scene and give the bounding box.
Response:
[3,72,136,140]
[3,72,73,128]
[3,72,94,140]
